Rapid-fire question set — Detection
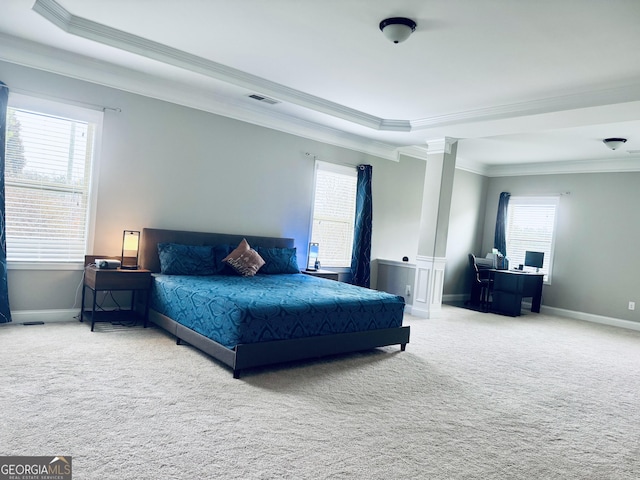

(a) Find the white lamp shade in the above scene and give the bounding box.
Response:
[603,138,627,151]
[123,233,139,253]
[379,17,417,44]
[121,230,140,269]
[382,24,413,43]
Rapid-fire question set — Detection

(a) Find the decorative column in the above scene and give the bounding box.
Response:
[412,256,447,317]
[411,138,457,318]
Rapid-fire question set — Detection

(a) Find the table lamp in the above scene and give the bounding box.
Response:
[121,230,140,269]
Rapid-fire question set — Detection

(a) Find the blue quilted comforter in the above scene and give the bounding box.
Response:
[150,273,405,349]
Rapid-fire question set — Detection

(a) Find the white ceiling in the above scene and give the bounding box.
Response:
[2,0,640,175]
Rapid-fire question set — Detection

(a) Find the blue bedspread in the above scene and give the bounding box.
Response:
[150,273,405,349]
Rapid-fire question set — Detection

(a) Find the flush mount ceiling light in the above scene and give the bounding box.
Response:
[379,17,417,44]
[602,137,627,151]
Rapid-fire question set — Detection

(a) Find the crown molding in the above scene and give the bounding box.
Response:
[9,3,640,178]
[397,140,493,177]
[33,0,640,138]
[379,119,412,132]
[0,33,401,161]
[32,0,389,132]
[410,84,640,130]
[396,146,429,161]
[397,138,458,160]
[234,104,401,160]
[6,31,637,178]
[426,137,459,155]
[453,156,490,176]
[485,155,640,177]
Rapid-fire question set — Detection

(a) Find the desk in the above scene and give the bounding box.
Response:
[491,270,544,317]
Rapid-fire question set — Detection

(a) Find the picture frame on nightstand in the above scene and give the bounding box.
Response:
[306,242,319,271]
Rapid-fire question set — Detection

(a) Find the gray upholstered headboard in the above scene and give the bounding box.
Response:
[139,228,295,273]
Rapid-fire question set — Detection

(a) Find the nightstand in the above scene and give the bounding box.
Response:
[80,265,152,331]
[302,269,340,281]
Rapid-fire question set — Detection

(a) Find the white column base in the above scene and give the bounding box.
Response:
[411,256,446,318]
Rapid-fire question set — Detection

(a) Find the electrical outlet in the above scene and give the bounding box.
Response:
[629,301,635,311]
[405,285,411,297]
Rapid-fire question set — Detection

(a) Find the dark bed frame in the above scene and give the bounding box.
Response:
[140,228,410,378]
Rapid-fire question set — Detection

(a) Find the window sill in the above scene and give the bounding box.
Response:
[320,267,350,273]
[8,261,84,271]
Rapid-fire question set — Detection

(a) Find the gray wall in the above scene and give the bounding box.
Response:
[5,59,637,324]
[1,60,428,313]
[482,172,640,322]
[375,167,489,301]
[443,169,489,296]
[369,154,425,288]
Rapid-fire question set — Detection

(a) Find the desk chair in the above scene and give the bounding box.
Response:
[467,253,493,312]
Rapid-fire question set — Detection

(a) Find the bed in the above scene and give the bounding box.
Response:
[140,228,410,378]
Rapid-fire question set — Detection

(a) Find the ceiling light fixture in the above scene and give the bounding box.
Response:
[602,137,627,151]
[379,17,417,44]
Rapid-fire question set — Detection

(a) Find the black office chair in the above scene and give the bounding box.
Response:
[467,253,493,312]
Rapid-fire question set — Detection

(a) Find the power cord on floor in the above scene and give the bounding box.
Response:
[71,266,88,312]
[75,263,140,328]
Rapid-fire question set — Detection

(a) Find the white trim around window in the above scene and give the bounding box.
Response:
[5,93,103,268]
[505,195,560,284]
[309,161,357,269]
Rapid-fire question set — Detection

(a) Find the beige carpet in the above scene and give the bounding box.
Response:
[1,306,639,479]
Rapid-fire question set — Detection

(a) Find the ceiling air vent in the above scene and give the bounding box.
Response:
[247,94,280,105]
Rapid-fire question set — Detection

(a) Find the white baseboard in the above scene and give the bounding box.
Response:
[540,305,640,332]
[6,304,640,333]
[9,309,79,324]
[442,294,640,332]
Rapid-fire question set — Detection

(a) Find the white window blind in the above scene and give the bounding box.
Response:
[5,95,101,263]
[505,196,559,281]
[310,161,357,268]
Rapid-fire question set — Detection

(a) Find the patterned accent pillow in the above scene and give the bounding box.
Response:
[223,239,265,277]
[256,247,299,274]
[157,243,216,275]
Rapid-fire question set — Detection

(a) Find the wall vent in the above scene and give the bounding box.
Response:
[247,94,280,105]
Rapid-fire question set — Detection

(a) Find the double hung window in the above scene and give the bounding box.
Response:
[5,94,102,264]
[505,196,559,282]
[309,161,357,268]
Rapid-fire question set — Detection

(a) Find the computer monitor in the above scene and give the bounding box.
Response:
[524,251,544,272]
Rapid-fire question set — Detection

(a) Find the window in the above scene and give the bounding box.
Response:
[505,196,559,282]
[5,94,102,263]
[310,161,357,268]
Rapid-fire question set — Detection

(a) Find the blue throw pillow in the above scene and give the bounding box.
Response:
[157,243,216,275]
[212,244,233,274]
[256,247,300,274]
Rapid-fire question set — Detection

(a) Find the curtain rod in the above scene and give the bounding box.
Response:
[505,192,570,197]
[305,153,364,170]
